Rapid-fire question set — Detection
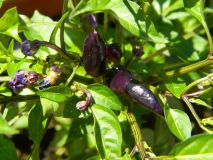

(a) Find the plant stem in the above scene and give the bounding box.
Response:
[165,59,213,77]
[39,41,79,62]
[103,12,108,35]
[60,0,69,50]
[0,95,39,104]
[65,65,79,86]
[115,22,122,46]
[182,95,213,133]
[203,22,213,58]
[182,73,213,94]
[126,112,147,160]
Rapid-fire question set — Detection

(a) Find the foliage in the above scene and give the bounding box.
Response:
[0,0,213,159]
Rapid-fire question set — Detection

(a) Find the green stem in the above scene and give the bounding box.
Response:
[65,65,79,86]
[126,112,147,160]
[103,12,108,35]
[60,0,69,50]
[0,95,39,104]
[165,59,213,77]
[40,41,79,62]
[182,95,213,133]
[203,23,213,58]
[115,22,122,46]
[182,73,213,94]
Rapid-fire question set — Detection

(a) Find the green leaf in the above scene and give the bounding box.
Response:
[0,114,19,135]
[169,134,213,159]
[0,7,21,42]
[88,84,122,111]
[28,105,46,144]
[92,104,122,159]
[201,117,213,126]
[87,155,101,160]
[37,85,72,103]
[165,108,191,141]
[22,10,54,41]
[183,0,205,24]
[183,0,212,54]
[199,87,213,99]
[71,0,167,43]
[189,98,212,109]
[164,77,186,98]
[40,98,65,116]
[0,135,18,160]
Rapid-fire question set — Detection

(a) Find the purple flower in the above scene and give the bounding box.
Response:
[8,70,41,92]
[83,31,105,77]
[21,40,40,56]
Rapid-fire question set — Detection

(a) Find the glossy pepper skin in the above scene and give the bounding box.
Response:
[83,31,105,77]
[106,68,163,115]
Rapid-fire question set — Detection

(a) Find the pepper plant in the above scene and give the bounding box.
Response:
[0,0,213,160]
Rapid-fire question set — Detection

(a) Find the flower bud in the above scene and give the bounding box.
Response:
[21,40,40,56]
[105,43,121,62]
[87,14,97,29]
[83,31,105,77]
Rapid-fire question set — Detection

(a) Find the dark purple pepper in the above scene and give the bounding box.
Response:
[109,69,163,115]
[87,14,97,29]
[83,31,105,77]
[105,44,121,62]
[132,45,143,57]
[110,70,132,94]
[21,40,41,56]
[126,83,163,115]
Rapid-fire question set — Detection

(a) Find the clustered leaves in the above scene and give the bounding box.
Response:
[0,0,213,160]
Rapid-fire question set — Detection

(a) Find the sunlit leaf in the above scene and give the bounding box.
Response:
[164,77,186,98]
[0,7,21,42]
[37,85,72,103]
[169,134,213,159]
[0,114,19,135]
[88,84,122,111]
[189,98,212,109]
[201,117,213,126]
[165,107,191,141]
[92,104,122,159]
[40,98,65,116]
[71,0,167,43]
